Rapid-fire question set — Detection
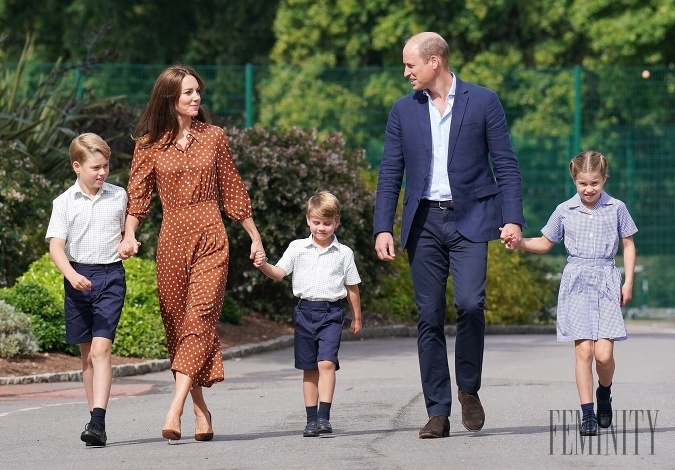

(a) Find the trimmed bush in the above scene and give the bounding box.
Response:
[485,242,558,324]
[0,299,39,359]
[11,253,167,358]
[111,256,167,359]
[15,252,64,301]
[367,241,558,325]
[221,294,243,325]
[0,281,76,354]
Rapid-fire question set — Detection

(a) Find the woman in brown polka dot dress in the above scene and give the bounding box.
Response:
[119,65,264,442]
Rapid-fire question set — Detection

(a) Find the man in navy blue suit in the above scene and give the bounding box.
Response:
[374,32,526,438]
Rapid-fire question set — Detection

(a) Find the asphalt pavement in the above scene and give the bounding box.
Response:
[1,321,673,469]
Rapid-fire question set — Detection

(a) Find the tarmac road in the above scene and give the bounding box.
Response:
[1,321,674,469]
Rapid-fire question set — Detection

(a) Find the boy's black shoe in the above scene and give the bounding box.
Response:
[317,418,332,434]
[579,415,598,436]
[81,421,107,446]
[303,421,319,437]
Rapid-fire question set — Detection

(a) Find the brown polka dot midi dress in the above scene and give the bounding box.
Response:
[126,120,252,387]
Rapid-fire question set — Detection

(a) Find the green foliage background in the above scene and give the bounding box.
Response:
[224,126,389,321]
[4,254,167,358]
[0,299,39,359]
[1,0,673,345]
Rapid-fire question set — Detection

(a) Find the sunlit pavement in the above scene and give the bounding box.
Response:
[0,321,673,469]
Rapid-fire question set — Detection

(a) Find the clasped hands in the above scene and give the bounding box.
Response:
[499,223,522,250]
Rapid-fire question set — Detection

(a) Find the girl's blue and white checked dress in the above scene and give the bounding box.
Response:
[541,192,638,342]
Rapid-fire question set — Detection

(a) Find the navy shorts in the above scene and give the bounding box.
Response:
[293,299,345,371]
[64,261,126,344]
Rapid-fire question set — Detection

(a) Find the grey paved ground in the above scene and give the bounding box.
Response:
[0,321,673,469]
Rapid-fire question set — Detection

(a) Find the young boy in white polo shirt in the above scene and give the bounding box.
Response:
[46,133,132,447]
[254,190,362,437]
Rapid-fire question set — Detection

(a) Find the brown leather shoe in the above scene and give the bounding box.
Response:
[458,389,485,432]
[419,415,450,438]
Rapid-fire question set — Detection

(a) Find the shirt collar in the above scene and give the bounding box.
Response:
[303,233,341,251]
[568,191,613,212]
[423,72,456,102]
[73,180,110,199]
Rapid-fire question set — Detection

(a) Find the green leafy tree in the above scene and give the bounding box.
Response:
[0,34,133,282]
[0,0,279,65]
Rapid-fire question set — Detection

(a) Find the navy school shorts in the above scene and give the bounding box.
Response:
[293,299,345,371]
[64,261,126,344]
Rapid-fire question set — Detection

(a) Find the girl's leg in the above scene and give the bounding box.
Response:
[575,339,598,435]
[80,342,94,411]
[594,339,615,386]
[574,339,595,404]
[594,339,615,428]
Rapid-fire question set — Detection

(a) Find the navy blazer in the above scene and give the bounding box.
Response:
[374,75,526,248]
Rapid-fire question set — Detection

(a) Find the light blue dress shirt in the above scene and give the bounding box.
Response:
[422,74,456,201]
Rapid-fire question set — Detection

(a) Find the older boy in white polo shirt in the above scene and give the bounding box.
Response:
[46,133,131,447]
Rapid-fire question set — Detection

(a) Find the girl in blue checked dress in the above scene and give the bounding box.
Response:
[504,150,637,437]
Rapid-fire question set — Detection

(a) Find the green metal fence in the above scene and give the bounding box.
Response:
[13,63,675,312]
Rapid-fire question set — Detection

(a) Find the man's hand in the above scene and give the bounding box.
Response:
[375,232,396,261]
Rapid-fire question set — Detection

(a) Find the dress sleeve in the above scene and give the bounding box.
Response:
[215,129,253,221]
[541,205,564,243]
[126,143,156,223]
[617,202,638,238]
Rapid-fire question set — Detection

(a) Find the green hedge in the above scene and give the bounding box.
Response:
[0,299,39,359]
[0,281,75,354]
[4,253,167,358]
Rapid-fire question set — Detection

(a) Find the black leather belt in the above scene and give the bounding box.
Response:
[298,299,343,308]
[419,199,454,210]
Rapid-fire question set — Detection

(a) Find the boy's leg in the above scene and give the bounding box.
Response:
[79,337,112,446]
[90,336,113,410]
[80,342,94,411]
[302,369,320,437]
[314,302,343,434]
[317,360,336,404]
[317,360,336,434]
[303,369,319,407]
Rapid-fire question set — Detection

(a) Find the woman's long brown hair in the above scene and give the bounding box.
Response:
[132,65,207,149]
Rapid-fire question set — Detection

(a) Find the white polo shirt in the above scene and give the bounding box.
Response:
[275,234,361,302]
[45,181,127,264]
